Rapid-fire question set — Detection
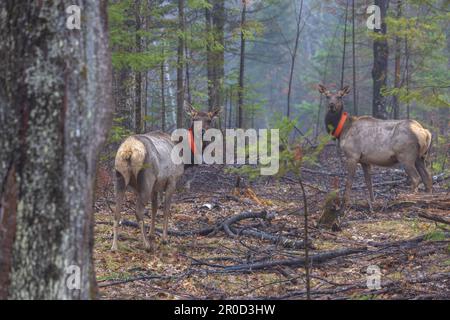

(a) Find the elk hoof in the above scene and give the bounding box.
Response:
[111,243,118,252]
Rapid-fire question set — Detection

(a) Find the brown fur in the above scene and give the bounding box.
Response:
[112,132,184,252]
[318,84,432,207]
[115,137,146,186]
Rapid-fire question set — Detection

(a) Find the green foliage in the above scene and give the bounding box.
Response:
[382,1,450,111]
[226,115,331,181]
[109,117,134,144]
[108,0,176,71]
[425,230,447,241]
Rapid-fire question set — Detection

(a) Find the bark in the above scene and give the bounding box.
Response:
[405,34,410,119]
[351,0,358,115]
[177,0,185,128]
[392,0,402,119]
[160,57,166,132]
[372,0,389,119]
[340,0,349,89]
[113,69,134,131]
[185,27,192,104]
[212,0,225,110]
[0,0,113,299]
[135,0,143,133]
[205,5,214,110]
[237,1,247,128]
[228,87,233,128]
[287,0,304,119]
[205,0,225,112]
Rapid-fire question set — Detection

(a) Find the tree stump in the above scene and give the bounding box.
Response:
[317,190,342,231]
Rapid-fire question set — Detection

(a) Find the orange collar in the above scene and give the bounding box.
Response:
[333,112,348,139]
[188,128,196,153]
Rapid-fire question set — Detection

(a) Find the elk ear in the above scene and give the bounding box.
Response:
[209,106,222,119]
[184,101,197,117]
[339,86,351,97]
[318,84,328,95]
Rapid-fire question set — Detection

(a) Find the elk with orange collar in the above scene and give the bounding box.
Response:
[111,102,220,252]
[318,84,432,207]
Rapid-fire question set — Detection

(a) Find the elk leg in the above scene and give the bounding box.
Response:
[361,163,375,204]
[112,176,125,251]
[136,189,152,251]
[150,191,158,243]
[403,164,421,193]
[162,180,176,244]
[343,160,358,207]
[415,158,432,192]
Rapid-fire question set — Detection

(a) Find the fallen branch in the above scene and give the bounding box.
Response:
[219,247,367,272]
[98,273,184,288]
[418,212,450,225]
[235,227,308,250]
[120,210,309,249]
[260,272,450,300]
[119,220,217,236]
[213,233,450,273]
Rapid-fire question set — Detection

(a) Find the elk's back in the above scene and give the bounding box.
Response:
[136,132,184,182]
[340,117,431,166]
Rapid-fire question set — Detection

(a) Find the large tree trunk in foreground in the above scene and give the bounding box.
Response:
[0,0,113,299]
[372,0,389,119]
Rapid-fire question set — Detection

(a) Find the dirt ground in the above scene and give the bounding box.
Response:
[93,145,450,300]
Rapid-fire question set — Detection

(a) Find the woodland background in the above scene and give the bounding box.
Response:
[0,0,448,300]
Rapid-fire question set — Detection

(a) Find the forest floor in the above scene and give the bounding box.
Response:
[93,144,450,300]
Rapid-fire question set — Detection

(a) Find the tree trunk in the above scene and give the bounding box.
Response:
[228,87,233,128]
[212,0,225,111]
[372,0,389,120]
[135,0,143,133]
[405,34,410,119]
[351,0,358,115]
[160,58,166,132]
[113,69,134,131]
[185,28,192,105]
[237,1,247,128]
[287,0,304,119]
[205,5,215,110]
[0,0,113,299]
[392,0,402,119]
[177,0,185,128]
[340,0,349,89]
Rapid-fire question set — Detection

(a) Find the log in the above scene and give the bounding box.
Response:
[119,220,217,236]
[418,212,450,225]
[220,247,367,272]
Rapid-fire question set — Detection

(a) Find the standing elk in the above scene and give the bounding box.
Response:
[318,84,432,207]
[111,102,220,251]
[112,132,184,251]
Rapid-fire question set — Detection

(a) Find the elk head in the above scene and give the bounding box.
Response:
[318,84,351,114]
[184,101,221,133]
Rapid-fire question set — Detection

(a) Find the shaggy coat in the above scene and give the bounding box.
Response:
[319,84,432,206]
[112,132,184,251]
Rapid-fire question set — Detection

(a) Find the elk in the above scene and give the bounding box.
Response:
[111,102,220,251]
[112,132,183,251]
[318,84,432,207]
[184,102,221,166]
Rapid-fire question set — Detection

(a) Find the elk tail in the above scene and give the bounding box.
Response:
[115,137,146,185]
